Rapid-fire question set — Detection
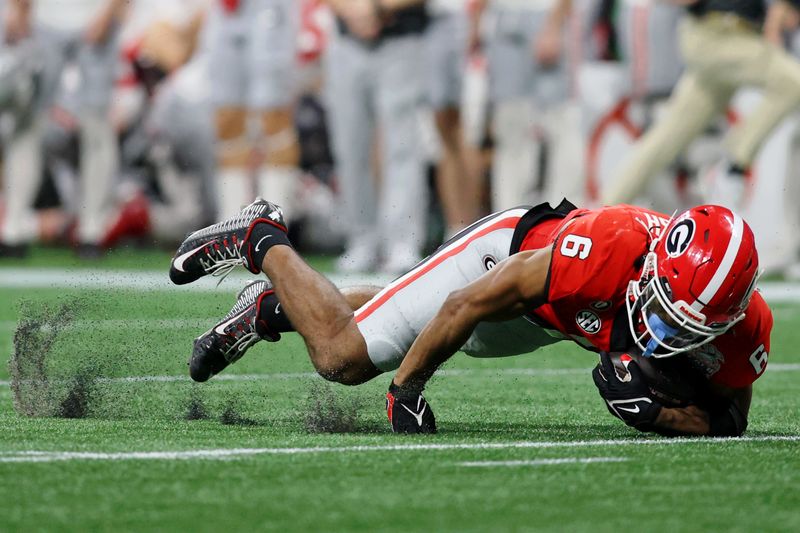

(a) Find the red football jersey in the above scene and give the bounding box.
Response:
[516,204,772,388]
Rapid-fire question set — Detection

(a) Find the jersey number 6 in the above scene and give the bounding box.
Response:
[560,234,592,260]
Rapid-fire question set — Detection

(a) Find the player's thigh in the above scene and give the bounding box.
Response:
[207,4,248,108]
[248,0,297,109]
[76,33,119,112]
[322,35,373,162]
[354,208,529,371]
[759,46,800,96]
[617,2,683,96]
[425,13,467,111]
[375,36,426,171]
[486,8,536,103]
[30,26,67,111]
[655,71,729,144]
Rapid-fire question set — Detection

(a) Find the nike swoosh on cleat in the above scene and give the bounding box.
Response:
[254,235,272,252]
[400,403,427,427]
[275,303,281,314]
[617,405,640,414]
[173,241,214,272]
[214,307,251,335]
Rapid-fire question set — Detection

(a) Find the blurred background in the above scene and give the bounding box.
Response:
[1,0,800,276]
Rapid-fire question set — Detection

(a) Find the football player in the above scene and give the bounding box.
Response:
[169,198,771,437]
[205,0,300,221]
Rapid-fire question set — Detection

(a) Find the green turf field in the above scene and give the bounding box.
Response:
[1,258,799,532]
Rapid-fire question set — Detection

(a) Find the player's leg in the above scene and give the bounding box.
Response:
[251,0,301,220]
[75,22,120,253]
[207,3,254,219]
[180,202,527,383]
[353,207,530,370]
[215,107,254,217]
[259,246,382,384]
[601,71,729,206]
[375,35,427,273]
[1,114,43,252]
[427,12,478,237]
[324,33,379,273]
[486,8,538,211]
[0,27,66,255]
[257,108,300,219]
[724,35,800,168]
[189,266,380,385]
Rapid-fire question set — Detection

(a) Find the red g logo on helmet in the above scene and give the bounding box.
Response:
[626,205,760,357]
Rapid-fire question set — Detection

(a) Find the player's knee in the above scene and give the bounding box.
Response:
[309,348,374,386]
[314,361,363,386]
[215,108,247,141]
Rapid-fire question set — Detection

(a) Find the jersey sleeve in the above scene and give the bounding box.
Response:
[706,292,773,389]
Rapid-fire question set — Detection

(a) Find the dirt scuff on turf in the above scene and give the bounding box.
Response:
[303,380,364,433]
[220,397,259,426]
[184,388,211,420]
[9,298,97,418]
[9,294,178,420]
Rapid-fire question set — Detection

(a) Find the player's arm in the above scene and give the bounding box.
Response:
[594,352,752,437]
[535,0,571,66]
[386,248,551,433]
[4,0,32,43]
[655,384,752,437]
[84,0,129,45]
[393,248,552,391]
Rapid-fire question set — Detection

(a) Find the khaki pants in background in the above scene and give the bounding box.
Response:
[603,14,800,205]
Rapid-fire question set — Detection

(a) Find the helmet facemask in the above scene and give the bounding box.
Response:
[626,252,746,358]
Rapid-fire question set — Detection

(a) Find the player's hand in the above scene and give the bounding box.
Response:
[533,21,561,68]
[4,0,31,43]
[386,381,436,434]
[339,0,381,41]
[592,352,662,432]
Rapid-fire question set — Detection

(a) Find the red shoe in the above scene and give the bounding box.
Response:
[101,193,151,248]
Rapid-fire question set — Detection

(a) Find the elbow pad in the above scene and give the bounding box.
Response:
[708,401,748,437]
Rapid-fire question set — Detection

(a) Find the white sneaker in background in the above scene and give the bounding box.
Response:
[381,243,420,276]
[336,240,379,274]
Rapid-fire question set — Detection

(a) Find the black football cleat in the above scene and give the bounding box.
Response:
[189,280,280,382]
[169,199,287,285]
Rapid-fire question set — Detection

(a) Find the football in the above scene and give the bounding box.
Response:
[608,351,708,407]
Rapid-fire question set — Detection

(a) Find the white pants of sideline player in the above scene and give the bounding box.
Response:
[354,207,561,371]
[323,31,427,266]
[1,23,119,245]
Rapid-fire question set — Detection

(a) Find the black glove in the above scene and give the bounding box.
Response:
[386,381,436,434]
[592,352,663,432]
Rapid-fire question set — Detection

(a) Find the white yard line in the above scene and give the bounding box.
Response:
[457,457,629,467]
[0,435,797,463]
[0,268,392,293]
[2,363,800,388]
[0,318,217,332]
[1,268,800,303]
